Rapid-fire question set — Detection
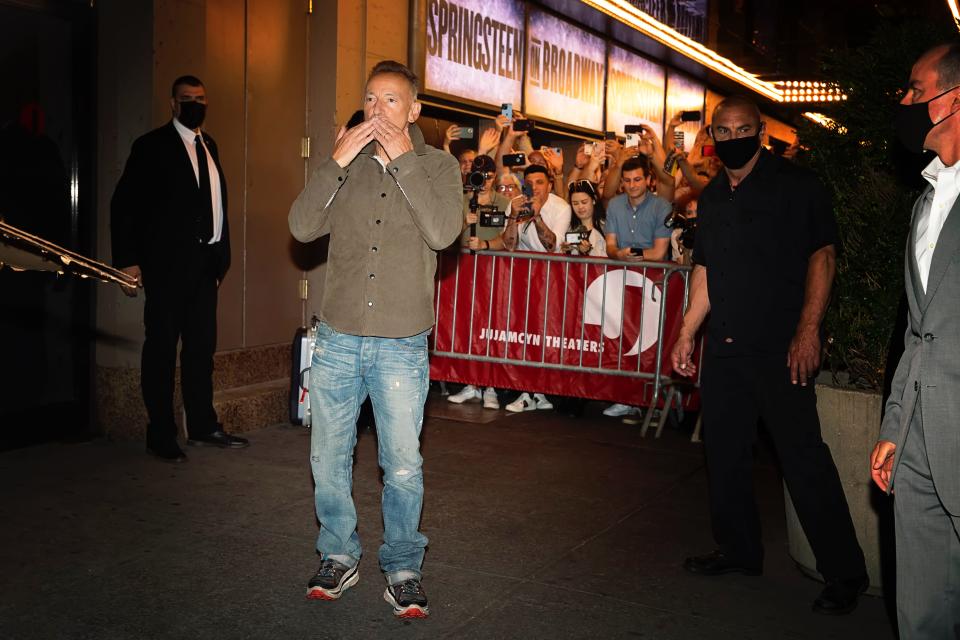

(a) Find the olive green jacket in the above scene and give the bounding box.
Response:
[288,123,462,337]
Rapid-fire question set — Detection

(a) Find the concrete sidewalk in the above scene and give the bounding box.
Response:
[0,396,895,639]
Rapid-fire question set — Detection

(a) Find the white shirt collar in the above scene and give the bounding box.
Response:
[921,155,960,188]
[173,117,201,143]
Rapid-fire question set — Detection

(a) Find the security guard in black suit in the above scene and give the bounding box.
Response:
[111,75,248,462]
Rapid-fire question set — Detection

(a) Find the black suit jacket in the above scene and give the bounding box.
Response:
[111,121,230,284]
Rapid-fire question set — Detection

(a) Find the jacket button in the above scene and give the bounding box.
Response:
[369,273,375,279]
[371,246,378,252]
[367,301,374,307]
[337,176,343,182]
[381,193,386,198]
[914,381,919,391]
[923,333,935,341]
[376,219,382,225]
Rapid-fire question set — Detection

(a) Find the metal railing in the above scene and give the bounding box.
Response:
[431,248,704,437]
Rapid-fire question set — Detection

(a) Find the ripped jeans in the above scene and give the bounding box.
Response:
[309,322,430,583]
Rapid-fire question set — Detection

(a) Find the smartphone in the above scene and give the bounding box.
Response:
[680,110,701,122]
[501,103,513,121]
[624,133,639,148]
[459,127,475,139]
[513,118,534,132]
[673,130,685,150]
[583,142,593,156]
[629,247,644,256]
[565,231,582,244]
[503,152,526,167]
[702,144,715,157]
[604,131,616,140]
[540,146,561,155]
[623,124,643,134]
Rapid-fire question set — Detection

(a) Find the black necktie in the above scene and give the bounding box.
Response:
[194,134,214,242]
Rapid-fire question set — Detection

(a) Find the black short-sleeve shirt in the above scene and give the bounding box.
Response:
[694,149,838,357]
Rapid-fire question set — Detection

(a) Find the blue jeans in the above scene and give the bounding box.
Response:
[309,323,430,584]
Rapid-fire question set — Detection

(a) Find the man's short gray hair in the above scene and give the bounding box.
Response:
[934,42,960,90]
[367,60,419,99]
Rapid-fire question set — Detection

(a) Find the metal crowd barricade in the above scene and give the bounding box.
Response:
[430,248,705,438]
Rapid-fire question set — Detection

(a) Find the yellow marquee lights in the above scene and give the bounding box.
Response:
[578,0,783,101]
[948,0,960,29]
[802,111,847,134]
[774,81,848,103]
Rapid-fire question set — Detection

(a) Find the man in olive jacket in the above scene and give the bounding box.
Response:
[288,61,461,619]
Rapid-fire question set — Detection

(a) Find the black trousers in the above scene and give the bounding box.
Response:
[700,353,866,580]
[141,252,219,444]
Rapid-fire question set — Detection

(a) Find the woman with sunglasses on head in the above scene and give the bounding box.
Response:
[562,180,607,257]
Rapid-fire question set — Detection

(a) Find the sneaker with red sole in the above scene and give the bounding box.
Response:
[384,578,429,618]
[306,559,358,600]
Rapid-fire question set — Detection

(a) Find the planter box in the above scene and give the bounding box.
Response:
[784,383,891,596]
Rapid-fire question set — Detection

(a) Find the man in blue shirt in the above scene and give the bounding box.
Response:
[604,156,672,262]
[601,155,673,419]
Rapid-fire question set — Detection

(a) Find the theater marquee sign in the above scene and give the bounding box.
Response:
[412,0,707,135]
[524,9,605,131]
[423,0,524,109]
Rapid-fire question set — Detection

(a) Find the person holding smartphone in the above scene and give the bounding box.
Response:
[603,156,672,262]
[562,180,606,257]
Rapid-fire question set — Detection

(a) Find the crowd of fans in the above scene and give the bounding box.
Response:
[444,110,722,268]
[438,110,724,417]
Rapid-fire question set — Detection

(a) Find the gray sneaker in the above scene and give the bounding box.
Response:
[306,559,359,600]
[384,578,430,618]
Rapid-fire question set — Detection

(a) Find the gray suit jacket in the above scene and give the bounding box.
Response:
[880,185,960,515]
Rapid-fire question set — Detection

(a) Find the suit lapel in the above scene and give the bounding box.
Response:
[907,189,928,313]
[922,187,960,312]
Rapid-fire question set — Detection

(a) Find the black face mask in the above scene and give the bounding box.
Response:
[894,86,959,154]
[713,133,761,170]
[177,100,206,130]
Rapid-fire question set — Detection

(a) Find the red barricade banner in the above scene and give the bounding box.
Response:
[430,250,701,409]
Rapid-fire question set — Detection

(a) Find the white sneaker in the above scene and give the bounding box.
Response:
[603,403,639,417]
[448,385,480,404]
[482,387,500,410]
[533,393,553,410]
[505,392,536,413]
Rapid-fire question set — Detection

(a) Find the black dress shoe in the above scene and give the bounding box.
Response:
[683,549,762,576]
[187,430,250,448]
[812,575,868,615]
[146,441,188,463]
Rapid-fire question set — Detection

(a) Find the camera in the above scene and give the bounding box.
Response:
[466,170,488,190]
[666,211,698,250]
[515,183,535,221]
[479,205,505,228]
[565,230,588,244]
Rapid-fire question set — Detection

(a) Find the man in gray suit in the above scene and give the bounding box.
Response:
[872,42,960,639]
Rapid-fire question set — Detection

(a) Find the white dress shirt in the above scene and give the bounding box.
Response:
[173,117,224,244]
[517,192,571,253]
[917,155,960,291]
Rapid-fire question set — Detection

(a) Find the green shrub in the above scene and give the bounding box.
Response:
[797,19,955,389]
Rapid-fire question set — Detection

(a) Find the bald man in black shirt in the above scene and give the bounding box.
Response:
[671,96,867,615]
